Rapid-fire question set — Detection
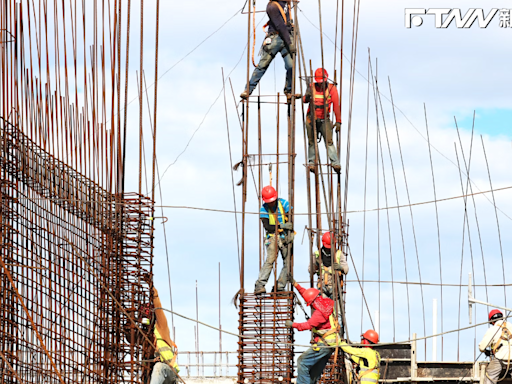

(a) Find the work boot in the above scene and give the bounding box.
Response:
[332,164,341,174]
[240,90,250,100]
[254,286,266,295]
[307,164,316,174]
[271,286,287,296]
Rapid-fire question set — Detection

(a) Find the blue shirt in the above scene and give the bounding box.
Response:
[260,198,290,224]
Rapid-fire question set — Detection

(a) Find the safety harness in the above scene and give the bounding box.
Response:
[314,249,344,290]
[486,321,512,383]
[355,350,381,384]
[313,311,342,363]
[266,200,288,237]
[312,83,332,111]
[155,328,179,370]
[262,1,290,34]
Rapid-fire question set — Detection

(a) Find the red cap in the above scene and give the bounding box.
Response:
[361,329,379,344]
[262,185,277,203]
[315,68,328,82]
[303,288,320,306]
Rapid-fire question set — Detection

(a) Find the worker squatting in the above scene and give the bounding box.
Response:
[129,1,511,383]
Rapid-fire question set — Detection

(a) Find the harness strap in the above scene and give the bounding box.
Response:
[263,1,288,33]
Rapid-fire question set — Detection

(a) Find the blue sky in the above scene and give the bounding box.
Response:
[456,109,512,139]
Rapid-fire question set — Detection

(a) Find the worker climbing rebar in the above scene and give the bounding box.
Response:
[255,185,294,294]
[479,309,512,384]
[125,287,180,384]
[286,278,341,384]
[304,68,342,173]
[240,0,299,102]
[341,330,381,384]
[310,231,349,299]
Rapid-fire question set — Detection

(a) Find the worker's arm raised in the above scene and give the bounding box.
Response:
[154,288,174,349]
[292,309,326,331]
[339,341,373,364]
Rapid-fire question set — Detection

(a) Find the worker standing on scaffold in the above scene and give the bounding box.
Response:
[479,309,512,384]
[310,231,349,299]
[304,68,342,173]
[255,185,294,295]
[240,1,298,102]
[285,279,341,384]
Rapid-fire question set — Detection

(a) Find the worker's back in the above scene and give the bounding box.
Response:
[479,320,512,360]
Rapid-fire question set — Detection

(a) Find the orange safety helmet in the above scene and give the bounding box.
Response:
[361,329,379,344]
[303,288,320,306]
[489,309,503,323]
[314,68,328,83]
[321,232,333,249]
[262,185,278,203]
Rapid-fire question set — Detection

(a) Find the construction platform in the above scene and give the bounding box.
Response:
[237,292,295,384]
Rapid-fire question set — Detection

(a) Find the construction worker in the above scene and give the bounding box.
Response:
[478,309,512,384]
[149,287,180,384]
[240,1,297,101]
[255,185,293,294]
[285,279,341,384]
[310,231,349,299]
[303,68,342,173]
[125,287,180,384]
[340,330,381,384]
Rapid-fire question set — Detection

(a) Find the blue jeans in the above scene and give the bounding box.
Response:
[255,235,290,291]
[307,118,340,166]
[297,343,334,384]
[246,35,293,94]
[150,362,177,384]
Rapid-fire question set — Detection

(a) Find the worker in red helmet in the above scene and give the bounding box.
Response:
[286,278,342,384]
[340,330,381,384]
[478,309,511,384]
[303,68,342,173]
[310,231,349,299]
[255,185,293,294]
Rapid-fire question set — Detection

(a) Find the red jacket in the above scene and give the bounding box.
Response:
[292,283,334,342]
[304,83,341,123]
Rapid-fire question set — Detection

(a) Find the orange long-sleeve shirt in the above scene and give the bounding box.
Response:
[304,83,341,123]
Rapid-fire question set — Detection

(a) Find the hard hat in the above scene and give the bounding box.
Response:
[314,68,328,82]
[303,288,320,306]
[361,329,379,344]
[321,232,332,249]
[262,185,278,203]
[489,309,503,322]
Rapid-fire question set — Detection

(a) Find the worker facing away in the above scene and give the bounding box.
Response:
[341,330,381,384]
[303,68,342,173]
[240,1,298,101]
[310,231,349,299]
[478,309,512,384]
[286,280,341,384]
[124,288,180,384]
[255,185,294,294]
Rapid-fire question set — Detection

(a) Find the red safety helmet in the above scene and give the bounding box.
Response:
[303,288,320,306]
[361,329,379,344]
[489,309,503,323]
[262,185,278,203]
[314,68,328,83]
[322,232,333,249]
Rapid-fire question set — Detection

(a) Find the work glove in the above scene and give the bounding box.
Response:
[288,43,296,55]
[334,122,341,132]
[484,349,492,357]
[288,273,297,287]
[280,222,293,230]
[285,320,294,328]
